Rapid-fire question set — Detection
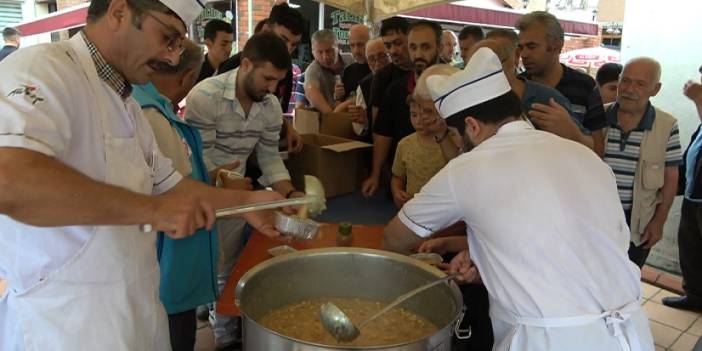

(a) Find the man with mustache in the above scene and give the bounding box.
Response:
[362,20,441,197]
[185,32,304,350]
[602,57,682,268]
[516,11,607,156]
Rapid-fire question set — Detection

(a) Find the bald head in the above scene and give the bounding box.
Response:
[349,24,371,63]
[440,30,458,63]
[349,24,370,38]
[366,37,389,73]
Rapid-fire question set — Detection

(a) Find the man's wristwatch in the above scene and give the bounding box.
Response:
[434,129,450,143]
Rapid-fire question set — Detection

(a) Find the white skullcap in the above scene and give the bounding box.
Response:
[426,47,511,119]
[160,0,205,25]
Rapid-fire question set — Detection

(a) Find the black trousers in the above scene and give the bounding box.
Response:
[628,242,651,268]
[624,209,651,268]
[168,309,197,351]
[679,200,702,300]
[453,283,493,351]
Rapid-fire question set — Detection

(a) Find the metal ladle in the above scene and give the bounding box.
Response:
[320,273,458,342]
[140,175,327,232]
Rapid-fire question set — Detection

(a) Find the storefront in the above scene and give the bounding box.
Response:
[191,1,235,44]
[289,0,363,70]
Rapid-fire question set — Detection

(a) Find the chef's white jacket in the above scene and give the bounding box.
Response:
[400,120,654,351]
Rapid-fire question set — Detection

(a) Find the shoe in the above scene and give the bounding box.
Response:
[196,305,210,322]
[662,295,702,311]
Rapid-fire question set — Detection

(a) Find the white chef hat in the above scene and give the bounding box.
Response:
[426,47,512,120]
[160,0,205,25]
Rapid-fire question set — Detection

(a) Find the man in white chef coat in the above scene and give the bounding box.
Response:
[0,1,284,350]
[382,48,655,351]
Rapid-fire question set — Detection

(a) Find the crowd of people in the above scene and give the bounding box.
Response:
[1,0,702,350]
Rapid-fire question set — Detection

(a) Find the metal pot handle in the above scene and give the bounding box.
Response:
[454,305,472,340]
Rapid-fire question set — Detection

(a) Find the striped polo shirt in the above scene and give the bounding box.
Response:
[603,102,682,211]
[184,68,291,186]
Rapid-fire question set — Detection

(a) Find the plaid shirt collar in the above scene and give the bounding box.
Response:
[81,32,132,100]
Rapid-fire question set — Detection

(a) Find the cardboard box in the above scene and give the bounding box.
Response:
[288,134,372,198]
[294,108,359,140]
[293,108,319,135]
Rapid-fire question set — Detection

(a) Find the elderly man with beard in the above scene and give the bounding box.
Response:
[602,57,682,268]
[362,20,442,197]
[185,32,304,350]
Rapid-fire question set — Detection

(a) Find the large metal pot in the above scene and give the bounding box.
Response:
[235,247,466,350]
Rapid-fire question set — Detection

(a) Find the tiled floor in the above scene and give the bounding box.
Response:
[643,282,702,351]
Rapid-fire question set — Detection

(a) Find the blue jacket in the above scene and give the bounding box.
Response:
[132,83,219,314]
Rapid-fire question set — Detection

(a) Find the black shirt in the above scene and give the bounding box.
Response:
[0,45,17,62]
[196,54,217,84]
[341,62,371,99]
[357,73,374,143]
[217,53,294,114]
[520,64,606,131]
[373,72,414,164]
[217,52,242,75]
[370,64,410,108]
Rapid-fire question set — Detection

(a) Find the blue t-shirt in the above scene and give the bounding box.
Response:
[521,78,589,134]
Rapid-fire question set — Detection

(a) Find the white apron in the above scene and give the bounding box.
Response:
[490,299,654,351]
[0,35,170,351]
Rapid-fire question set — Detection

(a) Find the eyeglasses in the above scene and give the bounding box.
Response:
[144,12,185,55]
[367,53,390,65]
